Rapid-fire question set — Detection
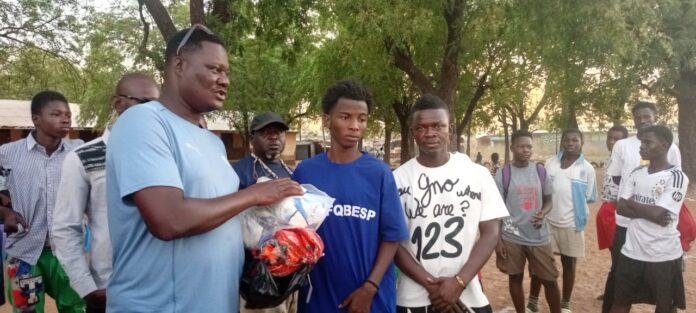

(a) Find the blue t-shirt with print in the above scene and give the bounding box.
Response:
[292,152,408,313]
[106,102,243,313]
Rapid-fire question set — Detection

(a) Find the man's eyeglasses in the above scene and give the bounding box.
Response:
[118,95,153,104]
[177,24,215,56]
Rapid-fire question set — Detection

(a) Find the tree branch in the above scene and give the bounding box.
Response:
[640,80,678,98]
[139,0,177,42]
[138,2,164,71]
[287,111,310,125]
[0,14,62,38]
[211,0,234,24]
[437,0,466,103]
[527,85,551,124]
[384,37,435,94]
[456,71,489,136]
[190,0,206,25]
[0,33,75,62]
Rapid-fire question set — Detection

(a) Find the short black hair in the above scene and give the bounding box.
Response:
[608,125,629,139]
[638,125,673,146]
[164,27,225,64]
[321,79,374,114]
[410,94,449,120]
[561,128,584,142]
[631,101,657,115]
[491,152,499,162]
[511,129,533,145]
[31,90,68,115]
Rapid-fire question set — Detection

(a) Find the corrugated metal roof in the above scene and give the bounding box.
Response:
[0,99,235,131]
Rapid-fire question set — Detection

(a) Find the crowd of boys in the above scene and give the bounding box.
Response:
[0,25,689,313]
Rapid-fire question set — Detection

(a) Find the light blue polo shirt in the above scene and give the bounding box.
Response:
[106,101,242,313]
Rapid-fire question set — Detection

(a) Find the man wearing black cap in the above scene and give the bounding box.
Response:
[234,112,297,313]
[233,112,294,190]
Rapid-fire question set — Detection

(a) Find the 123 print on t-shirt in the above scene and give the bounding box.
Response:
[399,173,480,261]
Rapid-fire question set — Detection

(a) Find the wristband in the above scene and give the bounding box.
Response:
[454,275,467,289]
[365,279,379,290]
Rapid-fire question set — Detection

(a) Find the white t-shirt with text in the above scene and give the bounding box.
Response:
[607,136,681,227]
[393,153,509,308]
[619,165,688,262]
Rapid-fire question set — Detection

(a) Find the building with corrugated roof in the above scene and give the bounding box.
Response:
[0,99,298,163]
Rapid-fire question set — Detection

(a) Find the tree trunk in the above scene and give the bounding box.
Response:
[519,118,529,131]
[676,70,696,182]
[563,101,579,130]
[137,2,165,71]
[502,109,510,164]
[241,112,251,154]
[455,72,488,150]
[398,115,411,164]
[466,119,472,155]
[190,0,206,25]
[383,125,392,165]
[392,100,413,165]
[389,0,466,152]
[439,0,466,151]
[503,123,510,164]
[409,134,416,158]
[140,0,177,41]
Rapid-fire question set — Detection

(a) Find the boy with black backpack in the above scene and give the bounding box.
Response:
[494,130,561,313]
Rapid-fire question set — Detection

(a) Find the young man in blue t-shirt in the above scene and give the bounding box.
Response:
[292,80,408,313]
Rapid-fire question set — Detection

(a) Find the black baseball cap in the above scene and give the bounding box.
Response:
[250,112,289,132]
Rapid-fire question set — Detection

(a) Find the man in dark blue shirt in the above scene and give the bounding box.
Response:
[233,112,293,190]
[233,112,296,313]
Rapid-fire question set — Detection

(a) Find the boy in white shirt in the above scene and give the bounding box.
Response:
[610,125,687,313]
[530,129,597,313]
[601,101,682,313]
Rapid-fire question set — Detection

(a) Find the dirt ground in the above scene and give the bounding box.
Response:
[1,170,694,313]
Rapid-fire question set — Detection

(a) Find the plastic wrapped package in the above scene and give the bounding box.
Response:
[240,182,334,309]
[241,182,334,248]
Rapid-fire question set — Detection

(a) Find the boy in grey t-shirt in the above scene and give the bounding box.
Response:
[494,130,561,313]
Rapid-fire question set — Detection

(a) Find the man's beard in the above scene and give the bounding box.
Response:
[264,151,280,161]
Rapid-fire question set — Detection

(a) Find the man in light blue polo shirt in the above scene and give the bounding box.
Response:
[106,25,303,313]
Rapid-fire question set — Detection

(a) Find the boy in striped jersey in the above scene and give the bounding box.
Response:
[610,125,688,313]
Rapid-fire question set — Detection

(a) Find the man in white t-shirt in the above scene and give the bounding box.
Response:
[393,94,508,313]
[601,101,681,313]
[530,129,596,313]
[610,125,687,313]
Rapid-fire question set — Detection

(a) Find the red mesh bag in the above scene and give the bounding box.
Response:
[255,228,324,277]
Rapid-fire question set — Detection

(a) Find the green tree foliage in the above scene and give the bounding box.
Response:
[210,39,314,153]
[609,0,696,179]
[2,0,694,175]
[0,46,84,101]
[0,0,82,60]
[0,0,85,104]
